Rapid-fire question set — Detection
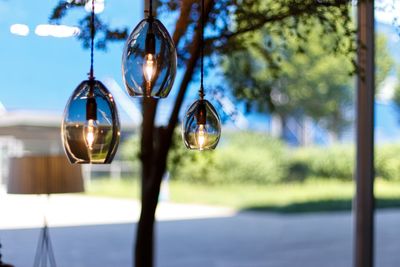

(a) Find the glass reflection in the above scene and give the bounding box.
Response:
[122,18,177,98]
[182,100,221,151]
[62,80,120,164]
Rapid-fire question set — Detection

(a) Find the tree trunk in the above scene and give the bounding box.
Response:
[134,1,215,266]
[135,98,158,267]
[135,139,169,267]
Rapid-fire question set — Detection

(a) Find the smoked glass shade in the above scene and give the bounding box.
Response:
[62,80,120,164]
[182,99,221,150]
[122,18,177,98]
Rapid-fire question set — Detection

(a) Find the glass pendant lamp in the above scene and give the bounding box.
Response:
[182,0,221,151]
[122,0,177,98]
[183,98,221,150]
[62,0,120,164]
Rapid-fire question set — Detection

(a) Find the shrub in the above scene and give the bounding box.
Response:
[171,132,288,184]
[124,130,400,184]
[311,146,353,180]
[290,144,400,182]
[376,144,400,180]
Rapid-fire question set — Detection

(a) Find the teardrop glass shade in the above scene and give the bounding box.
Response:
[122,18,177,98]
[62,80,120,164]
[182,99,221,150]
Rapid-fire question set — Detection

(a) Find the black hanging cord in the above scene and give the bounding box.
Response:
[149,0,153,18]
[89,0,95,80]
[199,0,205,100]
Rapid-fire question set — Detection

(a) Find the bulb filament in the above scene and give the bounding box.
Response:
[196,124,207,150]
[144,53,156,83]
[86,119,96,150]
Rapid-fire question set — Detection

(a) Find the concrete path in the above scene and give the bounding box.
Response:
[0,194,235,229]
[0,194,399,267]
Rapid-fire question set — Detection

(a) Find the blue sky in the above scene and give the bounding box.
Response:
[0,0,207,127]
[1,0,400,136]
[0,0,143,111]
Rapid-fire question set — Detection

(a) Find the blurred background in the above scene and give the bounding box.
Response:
[1,0,400,266]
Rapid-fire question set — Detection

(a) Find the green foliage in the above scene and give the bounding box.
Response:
[169,149,217,184]
[393,67,400,109]
[289,146,354,181]
[213,133,288,184]
[120,134,141,172]
[87,177,400,212]
[375,144,400,181]
[161,0,354,65]
[376,34,395,90]
[223,23,393,137]
[53,0,354,65]
[168,132,400,185]
[287,145,400,182]
[223,21,354,135]
[171,132,288,184]
[167,128,197,176]
[289,145,400,182]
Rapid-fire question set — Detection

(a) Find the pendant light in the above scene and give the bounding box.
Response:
[61,0,120,164]
[122,0,177,98]
[182,0,221,151]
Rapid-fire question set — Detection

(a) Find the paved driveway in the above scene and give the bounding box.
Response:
[0,194,399,267]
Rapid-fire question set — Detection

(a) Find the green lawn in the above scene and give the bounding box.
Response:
[85,178,400,213]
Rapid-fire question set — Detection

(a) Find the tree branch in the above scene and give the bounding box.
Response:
[167,0,216,135]
[172,0,196,47]
[206,0,351,48]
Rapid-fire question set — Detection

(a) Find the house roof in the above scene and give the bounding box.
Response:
[0,110,62,127]
[0,109,136,132]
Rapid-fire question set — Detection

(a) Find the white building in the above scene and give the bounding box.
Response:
[0,107,138,186]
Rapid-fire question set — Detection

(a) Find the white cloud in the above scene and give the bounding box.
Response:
[84,0,105,14]
[10,24,29,36]
[35,24,81,38]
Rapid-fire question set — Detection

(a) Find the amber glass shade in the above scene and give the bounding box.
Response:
[62,80,120,164]
[122,18,177,98]
[182,99,221,150]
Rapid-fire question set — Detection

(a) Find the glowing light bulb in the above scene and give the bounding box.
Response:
[143,53,156,82]
[195,124,207,150]
[84,119,98,150]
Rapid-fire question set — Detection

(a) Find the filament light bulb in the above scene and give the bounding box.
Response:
[84,119,98,150]
[195,124,207,150]
[143,53,156,82]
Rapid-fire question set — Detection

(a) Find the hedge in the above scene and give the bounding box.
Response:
[168,132,400,184]
[121,132,400,184]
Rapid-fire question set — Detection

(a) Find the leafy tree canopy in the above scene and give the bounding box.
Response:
[51,0,354,62]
